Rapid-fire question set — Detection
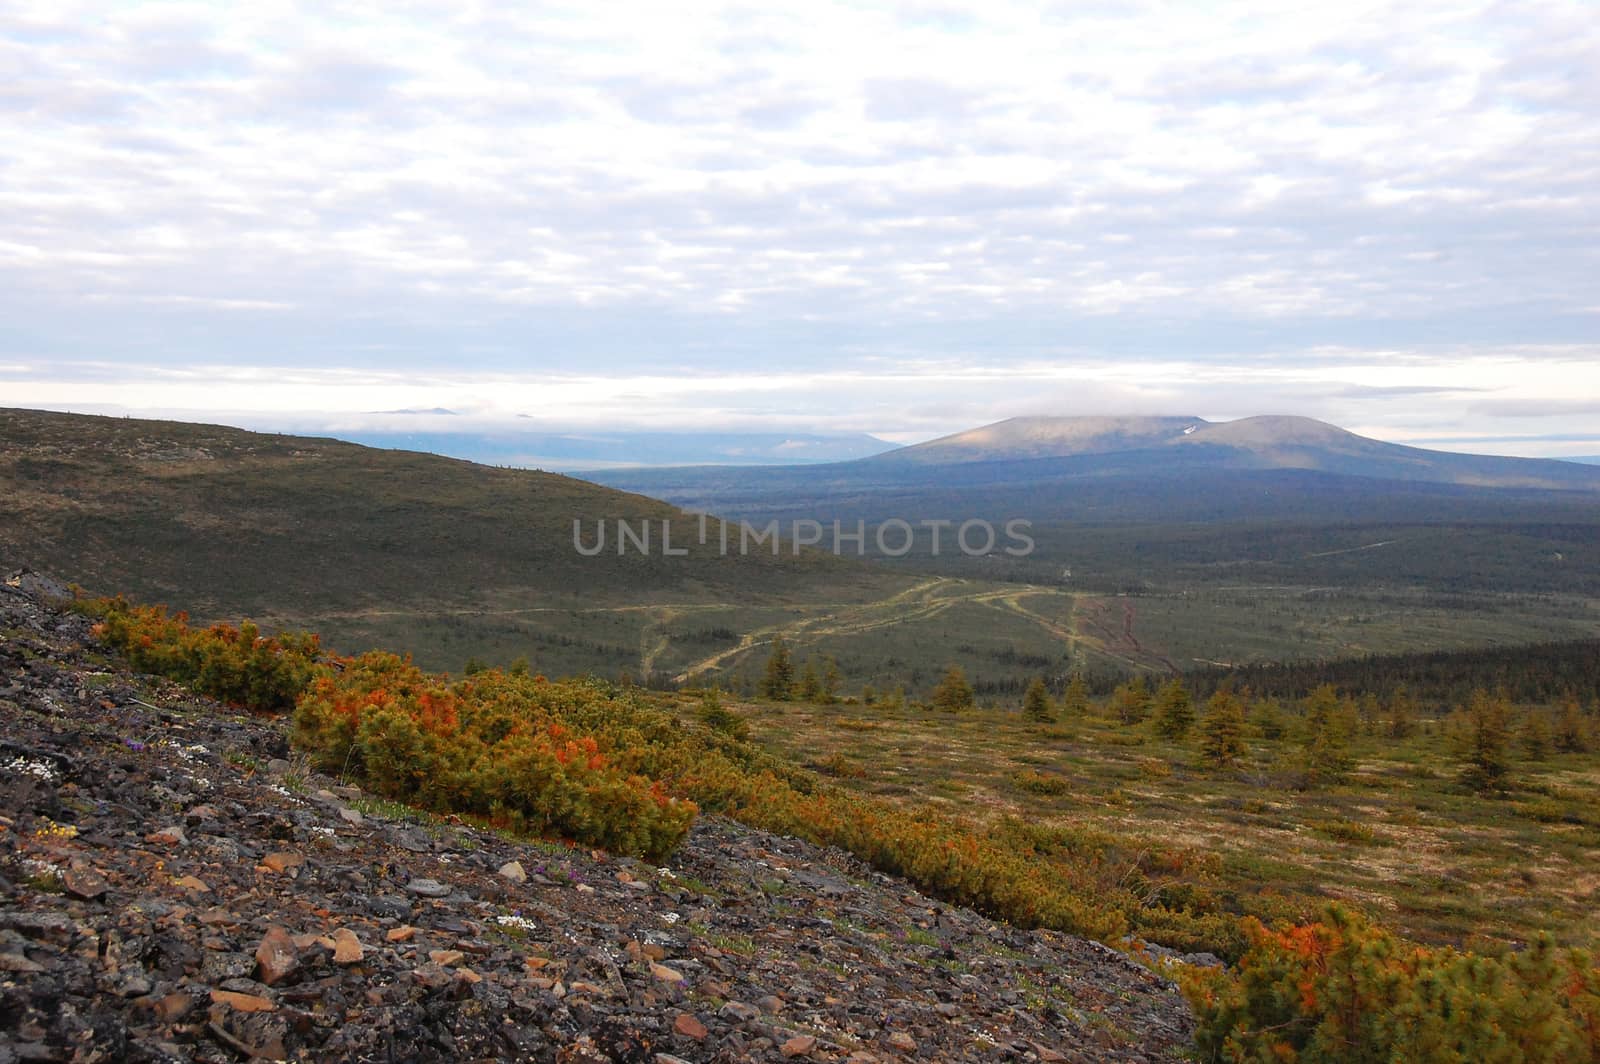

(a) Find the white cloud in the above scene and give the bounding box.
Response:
[2,0,1597,441]
[11,345,1600,456]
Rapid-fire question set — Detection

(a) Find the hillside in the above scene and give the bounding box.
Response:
[0,408,911,675]
[7,408,1598,692]
[0,575,1196,1062]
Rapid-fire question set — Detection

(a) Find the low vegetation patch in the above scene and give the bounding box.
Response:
[1182,904,1599,1062]
[75,592,1600,1061]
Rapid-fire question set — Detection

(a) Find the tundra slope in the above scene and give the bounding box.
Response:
[0,571,1194,1063]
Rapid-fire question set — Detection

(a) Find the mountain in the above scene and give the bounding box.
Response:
[328,428,896,470]
[591,414,1600,513]
[0,408,908,675]
[585,413,1600,604]
[862,414,1600,490]
[873,416,1206,465]
[1565,455,1600,465]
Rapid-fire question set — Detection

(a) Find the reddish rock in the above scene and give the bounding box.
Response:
[331,928,364,965]
[62,867,110,900]
[254,925,299,986]
[209,989,276,1013]
[673,1013,708,1040]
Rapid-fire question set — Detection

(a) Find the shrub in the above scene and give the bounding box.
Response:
[1011,768,1072,796]
[696,689,750,740]
[1182,904,1600,1063]
[79,596,319,712]
[292,653,696,861]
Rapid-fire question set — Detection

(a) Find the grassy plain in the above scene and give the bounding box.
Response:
[722,692,1600,954]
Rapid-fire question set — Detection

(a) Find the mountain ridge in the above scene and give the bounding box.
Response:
[595,414,1600,495]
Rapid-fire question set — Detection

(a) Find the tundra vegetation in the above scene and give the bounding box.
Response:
[76,594,1600,1060]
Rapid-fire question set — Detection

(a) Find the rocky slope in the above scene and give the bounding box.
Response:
[0,571,1194,1063]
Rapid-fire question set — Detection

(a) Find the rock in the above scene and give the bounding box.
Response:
[209,989,277,1013]
[886,1031,917,1052]
[428,949,465,967]
[62,866,110,900]
[1031,1043,1068,1063]
[757,995,786,1015]
[673,1013,708,1040]
[406,878,451,898]
[498,860,527,884]
[148,825,187,845]
[331,928,364,965]
[0,951,46,973]
[649,962,685,983]
[254,926,299,986]
[720,1000,760,1023]
[260,851,304,874]
[172,874,211,892]
[782,1035,818,1057]
[385,925,415,943]
[148,992,194,1023]
[338,807,364,825]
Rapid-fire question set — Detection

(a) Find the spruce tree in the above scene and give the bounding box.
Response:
[1254,698,1286,740]
[1061,672,1090,718]
[931,665,974,711]
[1200,690,1247,769]
[1553,696,1588,753]
[1301,684,1353,785]
[1111,676,1151,725]
[1460,689,1513,792]
[820,657,842,705]
[760,637,794,700]
[1388,685,1416,739]
[1522,710,1550,761]
[797,658,822,702]
[1022,677,1055,723]
[1153,678,1194,738]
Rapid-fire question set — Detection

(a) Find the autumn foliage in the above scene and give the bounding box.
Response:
[78,592,1600,1061]
[81,596,319,712]
[292,653,696,862]
[1182,904,1600,1062]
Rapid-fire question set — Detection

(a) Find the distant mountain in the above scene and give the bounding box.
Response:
[330,429,895,470]
[871,416,1207,464]
[1564,455,1600,465]
[862,414,1600,490]
[595,415,1600,507]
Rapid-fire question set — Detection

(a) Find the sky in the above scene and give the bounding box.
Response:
[3,0,1598,455]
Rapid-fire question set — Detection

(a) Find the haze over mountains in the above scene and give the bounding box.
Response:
[331,425,896,471]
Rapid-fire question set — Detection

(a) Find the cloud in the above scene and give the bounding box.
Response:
[0,0,1596,445]
[8,344,1600,458]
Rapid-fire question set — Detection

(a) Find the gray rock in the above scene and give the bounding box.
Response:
[406,878,451,898]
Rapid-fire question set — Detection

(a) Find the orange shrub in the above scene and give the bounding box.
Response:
[80,596,319,712]
[1182,904,1600,1062]
[292,653,695,861]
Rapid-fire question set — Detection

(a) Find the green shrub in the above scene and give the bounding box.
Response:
[1182,904,1600,1062]
[80,596,319,712]
[292,653,697,861]
[1011,768,1072,796]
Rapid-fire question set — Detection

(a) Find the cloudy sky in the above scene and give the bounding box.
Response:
[3,0,1598,454]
